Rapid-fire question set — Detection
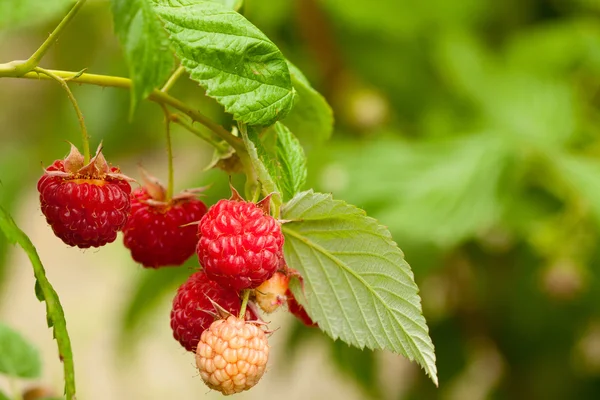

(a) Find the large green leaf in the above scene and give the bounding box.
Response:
[0,322,41,378]
[0,207,76,399]
[153,0,295,126]
[283,62,333,147]
[281,190,438,385]
[0,0,73,30]
[111,0,174,114]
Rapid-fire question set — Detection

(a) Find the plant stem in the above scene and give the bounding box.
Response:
[29,0,87,68]
[5,69,243,152]
[239,290,250,319]
[161,65,186,92]
[160,105,175,201]
[34,67,90,163]
[0,0,87,76]
[169,114,229,153]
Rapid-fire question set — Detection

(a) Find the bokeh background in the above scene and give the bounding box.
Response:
[2,0,600,399]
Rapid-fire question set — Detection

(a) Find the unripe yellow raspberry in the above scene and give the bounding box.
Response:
[196,315,269,395]
[255,271,289,313]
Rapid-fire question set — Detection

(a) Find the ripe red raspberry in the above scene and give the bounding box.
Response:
[171,271,256,352]
[254,272,289,313]
[37,145,132,248]
[196,316,269,395]
[122,179,207,268]
[197,196,284,290]
[287,289,317,327]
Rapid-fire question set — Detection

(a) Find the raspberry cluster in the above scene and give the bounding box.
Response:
[38,147,316,395]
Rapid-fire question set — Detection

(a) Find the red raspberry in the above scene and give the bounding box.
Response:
[122,187,207,268]
[37,145,132,248]
[287,289,317,327]
[197,197,284,290]
[171,271,256,352]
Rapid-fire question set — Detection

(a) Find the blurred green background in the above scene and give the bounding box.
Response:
[2,0,600,399]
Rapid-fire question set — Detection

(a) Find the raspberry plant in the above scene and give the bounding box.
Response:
[0,0,437,398]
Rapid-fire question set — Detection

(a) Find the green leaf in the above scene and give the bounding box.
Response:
[0,389,10,400]
[0,322,41,378]
[0,0,73,30]
[208,0,242,10]
[0,207,76,398]
[556,155,600,223]
[34,280,45,302]
[111,0,174,114]
[153,0,295,126]
[239,124,281,198]
[274,122,307,200]
[283,61,334,146]
[281,190,438,385]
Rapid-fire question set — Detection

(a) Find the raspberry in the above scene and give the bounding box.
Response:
[197,196,284,290]
[254,272,289,313]
[287,290,317,327]
[37,145,132,248]
[122,184,207,268]
[170,271,256,352]
[196,316,269,395]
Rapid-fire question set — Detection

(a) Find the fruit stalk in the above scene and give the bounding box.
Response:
[34,67,91,163]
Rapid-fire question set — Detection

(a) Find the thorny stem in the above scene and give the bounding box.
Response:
[160,105,175,201]
[0,0,87,77]
[169,114,229,153]
[239,290,251,319]
[161,65,186,92]
[3,69,244,153]
[34,67,91,163]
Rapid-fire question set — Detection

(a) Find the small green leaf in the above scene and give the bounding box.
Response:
[283,61,334,146]
[0,0,73,29]
[0,322,41,378]
[274,123,307,200]
[111,0,175,114]
[281,191,438,385]
[239,124,281,198]
[153,0,295,126]
[0,207,76,398]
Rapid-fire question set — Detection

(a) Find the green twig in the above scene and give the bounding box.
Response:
[33,67,90,163]
[161,65,186,92]
[0,0,87,77]
[239,290,250,319]
[169,114,229,153]
[5,69,243,152]
[160,105,175,201]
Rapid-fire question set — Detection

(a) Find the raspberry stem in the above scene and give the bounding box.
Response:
[160,106,175,201]
[34,67,91,163]
[161,65,186,92]
[239,289,251,319]
[2,69,242,154]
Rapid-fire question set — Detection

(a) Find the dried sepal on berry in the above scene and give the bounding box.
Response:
[196,316,269,395]
[37,144,133,248]
[122,169,208,267]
